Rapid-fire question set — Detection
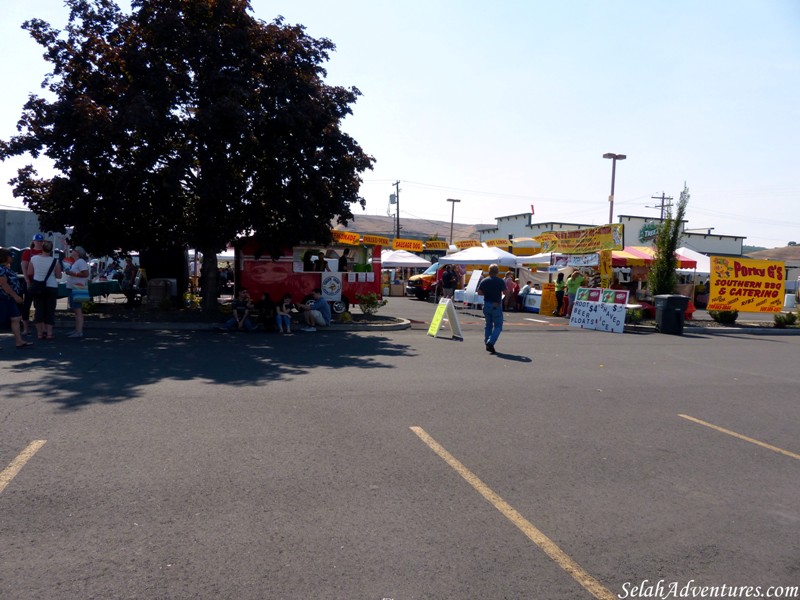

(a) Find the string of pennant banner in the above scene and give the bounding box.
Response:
[330,223,626,255]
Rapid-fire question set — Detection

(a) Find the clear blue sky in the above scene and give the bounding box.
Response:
[2,0,798,248]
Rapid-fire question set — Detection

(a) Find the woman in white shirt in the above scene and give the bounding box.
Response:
[27,240,62,340]
[64,246,90,338]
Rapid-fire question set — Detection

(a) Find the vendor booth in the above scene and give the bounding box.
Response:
[610,246,698,316]
[676,247,711,308]
[439,245,519,268]
[380,249,432,296]
[441,245,549,311]
[441,246,516,308]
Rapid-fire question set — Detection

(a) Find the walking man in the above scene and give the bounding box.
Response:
[477,264,505,354]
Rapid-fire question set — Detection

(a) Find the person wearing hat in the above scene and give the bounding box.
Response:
[64,246,90,338]
[19,233,45,336]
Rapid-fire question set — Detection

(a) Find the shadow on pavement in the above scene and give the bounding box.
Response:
[3,331,415,411]
[491,351,532,362]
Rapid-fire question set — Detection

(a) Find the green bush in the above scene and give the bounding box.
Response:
[709,310,739,325]
[626,308,643,324]
[355,292,388,316]
[773,312,798,329]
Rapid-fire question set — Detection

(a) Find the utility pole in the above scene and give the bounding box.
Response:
[393,181,401,239]
[603,153,626,224]
[647,192,673,220]
[446,198,461,245]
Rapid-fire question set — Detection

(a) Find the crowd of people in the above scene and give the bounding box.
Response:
[0,234,142,350]
[217,287,332,334]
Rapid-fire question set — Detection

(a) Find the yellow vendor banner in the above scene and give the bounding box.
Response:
[484,238,511,248]
[536,224,624,254]
[331,230,361,245]
[708,256,785,313]
[425,239,449,251]
[393,238,424,252]
[599,250,612,288]
[362,234,390,246]
[455,239,480,249]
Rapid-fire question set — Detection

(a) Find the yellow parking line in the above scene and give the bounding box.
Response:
[410,426,614,600]
[0,440,47,494]
[678,414,800,461]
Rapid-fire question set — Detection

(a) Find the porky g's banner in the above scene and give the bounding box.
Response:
[708,256,785,313]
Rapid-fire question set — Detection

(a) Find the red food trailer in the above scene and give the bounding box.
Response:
[236,238,383,314]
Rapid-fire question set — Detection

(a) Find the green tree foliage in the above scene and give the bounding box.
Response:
[647,183,689,296]
[1,0,374,309]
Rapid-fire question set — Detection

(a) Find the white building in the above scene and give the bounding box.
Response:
[0,209,42,248]
[618,215,744,255]
[478,213,597,252]
[478,211,746,257]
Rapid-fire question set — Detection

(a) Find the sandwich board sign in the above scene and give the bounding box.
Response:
[427,298,463,339]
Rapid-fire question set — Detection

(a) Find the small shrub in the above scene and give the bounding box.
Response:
[774,312,798,329]
[183,292,201,309]
[338,311,353,323]
[81,300,96,314]
[355,292,388,316]
[626,308,643,324]
[709,310,739,325]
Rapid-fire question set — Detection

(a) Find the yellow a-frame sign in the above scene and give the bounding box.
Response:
[427,298,463,339]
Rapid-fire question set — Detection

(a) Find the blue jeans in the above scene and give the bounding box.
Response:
[276,314,291,331]
[483,300,504,345]
[224,316,256,331]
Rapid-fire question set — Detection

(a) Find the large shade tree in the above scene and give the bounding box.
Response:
[1,0,374,309]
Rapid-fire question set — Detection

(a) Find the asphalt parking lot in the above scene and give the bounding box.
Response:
[2,298,799,599]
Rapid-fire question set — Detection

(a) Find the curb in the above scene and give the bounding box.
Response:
[54,318,412,333]
[626,324,800,336]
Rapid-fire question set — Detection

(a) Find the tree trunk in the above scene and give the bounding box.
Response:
[199,247,220,312]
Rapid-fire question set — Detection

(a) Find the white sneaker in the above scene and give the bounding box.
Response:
[67,331,84,338]
[303,326,316,332]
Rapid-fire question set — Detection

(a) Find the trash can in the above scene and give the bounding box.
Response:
[654,294,691,335]
[147,278,171,308]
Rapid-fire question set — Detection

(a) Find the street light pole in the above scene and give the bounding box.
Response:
[446,198,461,245]
[603,152,626,224]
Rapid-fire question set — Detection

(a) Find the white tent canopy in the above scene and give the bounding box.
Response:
[380,249,432,268]
[676,247,711,275]
[439,245,519,267]
[515,252,554,267]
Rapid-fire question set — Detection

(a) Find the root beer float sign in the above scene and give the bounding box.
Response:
[708,256,785,313]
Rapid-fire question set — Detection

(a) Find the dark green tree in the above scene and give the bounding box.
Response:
[1,0,374,309]
[647,183,689,296]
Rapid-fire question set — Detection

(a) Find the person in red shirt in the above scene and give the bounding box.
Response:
[20,233,45,336]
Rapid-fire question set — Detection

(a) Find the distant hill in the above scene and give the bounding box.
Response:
[742,245,767,254]
[746,245,800,263]
[333,214,490,241]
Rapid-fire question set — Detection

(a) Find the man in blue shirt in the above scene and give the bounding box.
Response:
[477,264,506,354]
[300,287,332,332]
